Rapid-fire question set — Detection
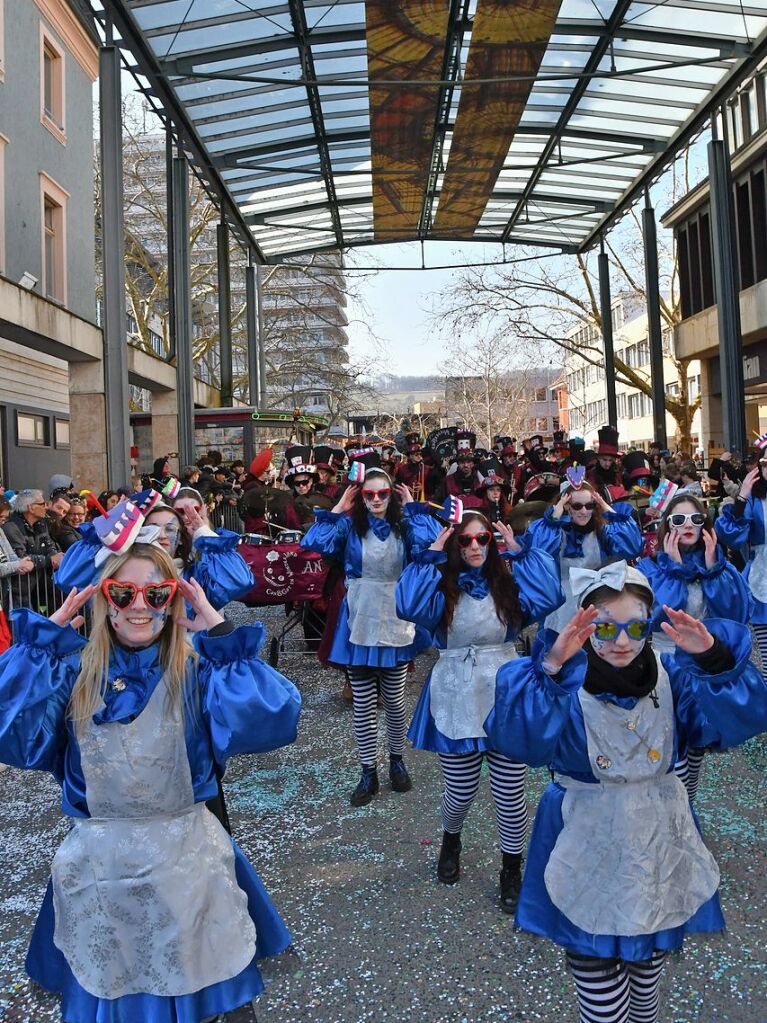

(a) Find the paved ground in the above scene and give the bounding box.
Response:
[0,603,766,1023]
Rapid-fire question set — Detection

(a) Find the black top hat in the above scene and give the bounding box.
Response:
[405,431,422,452]
[597,425,621,456]
[348,450,382,478]
[477,457,510,493]
[568,437,586,459]
[284,445,317,479]
[622,450,651,480]
[312,445,335,470]
[455,429,476,454]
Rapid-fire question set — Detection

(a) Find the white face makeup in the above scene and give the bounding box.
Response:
[458,518,490,568]
[588,591,650,668]
[598,455,615,471]
[668,499,703,548]
[362,478,391,518]
[568,490,595,527]
[105,556,173,647]
[146,510,182,555]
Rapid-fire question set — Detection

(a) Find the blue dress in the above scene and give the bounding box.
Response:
[484,620,767,960]
[396,547,564,753]
[0,610,301,1023]
[54,523,255,610]
[525,503,643,632]
[714,495,767,624]
[301,506,440,668]
[637,546,752,645]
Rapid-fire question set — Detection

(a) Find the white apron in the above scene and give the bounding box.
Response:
[51,678,256,998]
[346,530,416,647]
[543,662,720,936]
[545,531,601,633]
[430,592,517,740]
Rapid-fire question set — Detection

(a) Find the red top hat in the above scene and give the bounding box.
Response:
[597,426,621,457]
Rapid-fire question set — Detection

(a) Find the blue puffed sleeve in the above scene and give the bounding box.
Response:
[715,497,762,549]
[699,555,752,622]
[523,507,565,558]
[665,619,767,750]
[485,630,584,767]
[301,509,352,560]
[637,554,688,624]
[503,546,564,625]
[0,609,85,773]
[395,549,447,631]
[401,503,442,554]
[639,550,752,627]
[194,623,301,766]
[54,522,101,592]
[600,502,643,559]
[187,529,255,609]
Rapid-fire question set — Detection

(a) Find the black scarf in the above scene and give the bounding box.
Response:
[583,640,658,701]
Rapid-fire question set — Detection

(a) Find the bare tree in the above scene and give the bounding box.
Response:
[443,334,540,446]
[432,164,700,451]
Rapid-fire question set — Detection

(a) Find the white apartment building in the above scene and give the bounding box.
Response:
[564,299,702,452]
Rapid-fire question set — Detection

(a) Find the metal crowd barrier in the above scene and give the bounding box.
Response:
[217,502,245,535]
[1,568,69,643]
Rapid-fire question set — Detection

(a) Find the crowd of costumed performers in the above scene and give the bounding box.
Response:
[4,425,767,1023]
[0,501,301,1023]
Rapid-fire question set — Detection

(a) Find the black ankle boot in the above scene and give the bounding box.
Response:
[499,852,523,914]
[389,755,413,793]
[437,830,462,884]
[349,767,379,807]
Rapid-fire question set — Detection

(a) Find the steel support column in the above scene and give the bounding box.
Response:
[256,263,267,407]
[245,258,260,407]
[165,128,176,361]
[170,154,195,468]
[708,135,746,454]
[598,241,618,429]
[99,43,131,487]
[217,221,233,407]
[642,191,667,449]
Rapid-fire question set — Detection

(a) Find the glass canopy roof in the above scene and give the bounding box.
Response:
[102,0,767,260]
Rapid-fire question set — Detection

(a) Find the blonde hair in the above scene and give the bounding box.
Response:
[68,544,195,737]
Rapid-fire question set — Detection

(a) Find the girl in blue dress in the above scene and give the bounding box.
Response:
[0,535,301,1023]
[715,458,767,673]
[395,513,563,911]
[525,477,642,633]
[638,492,751,799]
[485,561,767,1023]
[301,466,437,807]
[55,489,255,610]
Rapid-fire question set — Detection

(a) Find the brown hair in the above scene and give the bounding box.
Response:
[656,492,712,551]
[439,512,522,633]
[145,505,194,566]
[562,480,606,532]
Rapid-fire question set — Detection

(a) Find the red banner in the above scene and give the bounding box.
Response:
[239,543,328,606]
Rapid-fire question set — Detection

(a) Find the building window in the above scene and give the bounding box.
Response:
[55,418,70,448]
[40,26,66,143]
[17,412,48,447]
[40,173,68,304]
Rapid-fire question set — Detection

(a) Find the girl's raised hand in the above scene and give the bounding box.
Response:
[395,483,414,506]
[429,526,454,551]
[50,585,97,630]
[546,606,599,670]
[181,503,207,533]
[495,520,521,553]
[175,577,224,632]
[739,466,759,499]
[332,485,358,515]
[551,491,570,520]
[660,605,714,654]
[663,530,683,564]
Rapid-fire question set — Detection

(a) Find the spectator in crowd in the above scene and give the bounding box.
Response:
[677,462,703,497]
[0,496,35,594]
[2,489,63,609]
[48,473,76,499]
[708,449,747,499]
[181,464,203,489]
[56,499,86,551]
[115,486,133,502]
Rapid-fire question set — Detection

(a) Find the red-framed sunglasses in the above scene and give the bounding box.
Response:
[101,578,178,611]
[362,487,391,500]
[457,531,492,548]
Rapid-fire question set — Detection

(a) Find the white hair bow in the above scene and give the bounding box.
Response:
[569,561,628,602]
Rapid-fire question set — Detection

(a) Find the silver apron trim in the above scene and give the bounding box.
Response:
[346,530,415,647]
[654,580,707,655]
[545,531,601,633]
[52,677,256,998]
[430,642,518,740]
[543,664,720,936]
[749,508,767,603]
